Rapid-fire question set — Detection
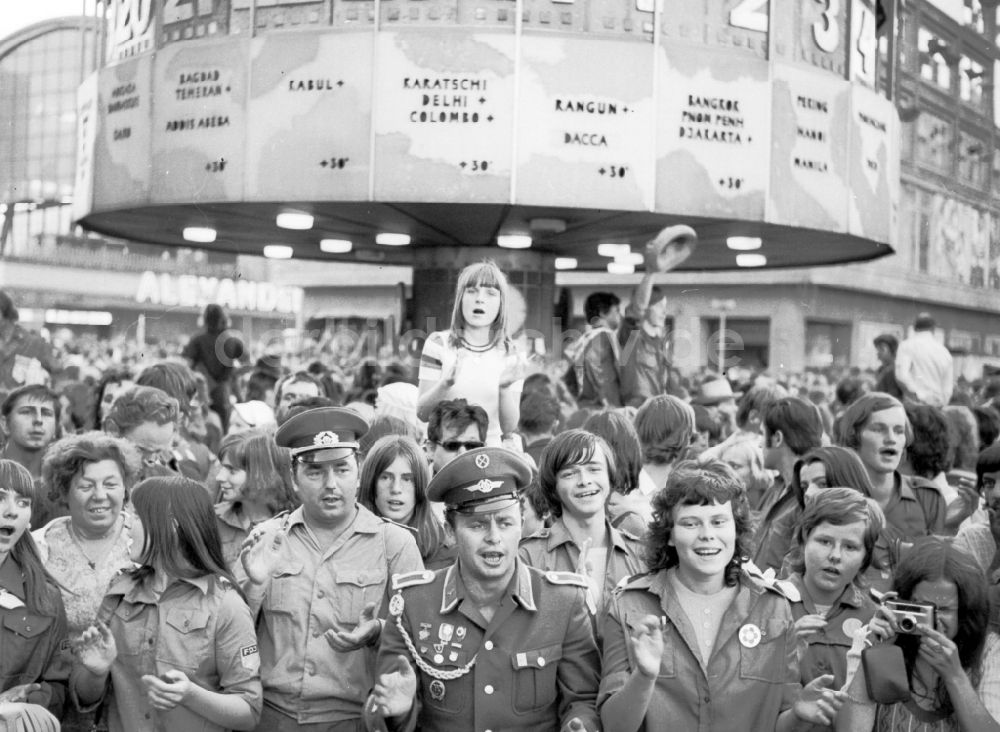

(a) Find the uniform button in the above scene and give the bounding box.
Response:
[317,590,325,599]
[148,639,154,646]
[312,629,321,638]
[537,657,546,668]
[484,685,494,695]
[484,641,494,650]
[703,696,710,703]
[25,626,31,632]
[703,608,710,614]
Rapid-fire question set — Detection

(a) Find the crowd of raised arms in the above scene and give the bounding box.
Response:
[1,261,1000,732]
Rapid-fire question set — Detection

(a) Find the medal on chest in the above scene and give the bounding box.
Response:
[429,679,446,701]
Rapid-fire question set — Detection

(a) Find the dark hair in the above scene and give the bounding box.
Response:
[2,384,61,422]
[873,333,899,356]
[537,430,618,519]
[427,398,487,444]
[691,405,721,442]
[245,370,278,403]
[894,537,988,678]
[280,396,337,426]
[275,371,324,407]
[634,395,695,466]
[788,487,883,578]
[42,431,142,505]
[519,476,549,527]
[203,304,228,333]
[583,292,620,326]
[0,290,18,322]
[518,392,561,435]
[735,384,789,430]
[835,378,867,408]
[977,443,1000,492]
[359,415,420,455]
[944,406,979,473]
[0,460,62,615]
[913,313,936,332]
[834,392,912,450]
[763,397,824,457]
[103,385,179,435]
[645,459,753,587]
[583,410,642,495]
[973,407,1000,451]
[522,373,556,398]
[130,476,238,588]
[136,362,199,419]
[92,368,134,431]
[350,359,383,399]
[905,404,952,478]
[791,445,875,507]
[358,435,443,560]
[217,429,297,515]
[380,361,414,387]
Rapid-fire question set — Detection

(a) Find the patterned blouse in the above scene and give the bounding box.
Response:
[32,512,139,635]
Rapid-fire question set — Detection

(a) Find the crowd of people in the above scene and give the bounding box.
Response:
[2,246,1000,732]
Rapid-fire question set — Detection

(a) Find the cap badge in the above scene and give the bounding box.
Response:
[313,430,339,446]
[469,478,504,494]
[475,453,490,469]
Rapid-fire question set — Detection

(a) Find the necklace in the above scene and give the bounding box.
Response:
[459,336,493,353]
[67,516,122,570]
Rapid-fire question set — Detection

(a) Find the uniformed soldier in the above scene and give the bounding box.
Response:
[240,407,424,731]
[363,447,601,732]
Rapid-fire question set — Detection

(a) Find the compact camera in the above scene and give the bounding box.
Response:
[885,600,936,634]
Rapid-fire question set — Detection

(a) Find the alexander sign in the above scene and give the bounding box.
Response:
[135,271,303,315]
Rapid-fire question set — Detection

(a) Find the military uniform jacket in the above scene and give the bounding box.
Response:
[365,559,601,732]
[518,518,644,639]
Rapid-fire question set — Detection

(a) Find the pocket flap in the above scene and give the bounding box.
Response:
[336,568,386,587]
[164,609,211,634]
[272,562,304,579]
[511,643,562,670]
[2,612,51,639]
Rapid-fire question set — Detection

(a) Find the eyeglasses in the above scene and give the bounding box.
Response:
[438,440,485,452]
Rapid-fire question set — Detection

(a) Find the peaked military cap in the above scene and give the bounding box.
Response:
[275,406,369,463]
[427,446,532,514]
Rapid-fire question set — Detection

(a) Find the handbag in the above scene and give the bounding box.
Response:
[862,644,910,704]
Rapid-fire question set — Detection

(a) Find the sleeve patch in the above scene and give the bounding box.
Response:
[240,644,260,673]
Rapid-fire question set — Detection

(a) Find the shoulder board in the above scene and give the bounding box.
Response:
[391,570,436,591]
[216,575,234,591]
[381,517,417,534]
[617,570,655,590]
[617,527,641,542]
[544,570,588,588]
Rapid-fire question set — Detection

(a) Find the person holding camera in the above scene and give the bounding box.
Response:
[837,537,1000,732]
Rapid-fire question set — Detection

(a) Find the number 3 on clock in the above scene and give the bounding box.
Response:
[812,0,840,53]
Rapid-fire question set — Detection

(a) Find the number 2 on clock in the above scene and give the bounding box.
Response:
[729,0,768,33]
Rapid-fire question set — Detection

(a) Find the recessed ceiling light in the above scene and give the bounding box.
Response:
[183,226,216,243]
[276,211,314,230]
[616,252,645,266]
[598,243,631,258]
[497,234,532,249]
[320,239,352,254]
[376,233,411,246]
[554,257,578,270]
[727,236,762,251]
[263,245,294,259]
[736,253,767,267]
[607,262,635,275]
